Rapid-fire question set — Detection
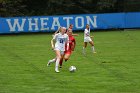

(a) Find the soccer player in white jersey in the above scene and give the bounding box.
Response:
[47,27,68,73]
[83,24,96,55]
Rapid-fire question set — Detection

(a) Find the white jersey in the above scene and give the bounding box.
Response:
[53,33,68,51]
[84,28,92,42]
[84,28,90,38]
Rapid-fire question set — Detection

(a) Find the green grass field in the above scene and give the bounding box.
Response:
[0,30,140,93]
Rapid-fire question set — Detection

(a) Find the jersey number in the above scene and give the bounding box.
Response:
[60,39,64,44]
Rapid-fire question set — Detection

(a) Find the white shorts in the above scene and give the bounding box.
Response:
[84,37,92,42]
[54,47,64,55]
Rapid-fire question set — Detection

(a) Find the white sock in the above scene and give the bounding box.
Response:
[83,47,85,54]
[55,58,60,71]
[48,58,56,63]
[91,46,95,52]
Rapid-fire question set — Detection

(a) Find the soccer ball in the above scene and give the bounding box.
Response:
[69,66,76,72]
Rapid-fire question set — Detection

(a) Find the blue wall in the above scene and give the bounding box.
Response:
[125,12,140,28]
[0,12,140,34]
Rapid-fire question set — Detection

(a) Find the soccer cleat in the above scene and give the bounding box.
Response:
[55,69,60,73]
[55,67,60,73]
[47,61,50,66]
[59,66,62,68]
[93,51,97,53]
[82,51,86,55]
[65,59,68,62]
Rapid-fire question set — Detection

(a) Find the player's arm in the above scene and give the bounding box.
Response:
[51,39,55,49]
[72,34,79,36]
[51,34,57,49]
[66,34,69,42]
[67,28,78,36]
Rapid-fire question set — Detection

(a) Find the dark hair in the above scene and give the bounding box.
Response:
[69,24,73,27]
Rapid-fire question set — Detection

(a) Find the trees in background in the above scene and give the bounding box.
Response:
[0,0,27,16]
[0,0,140,17]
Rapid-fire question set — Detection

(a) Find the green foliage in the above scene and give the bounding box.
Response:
[0,0,119,16]
[0,0,140,17]
[0,0,27,17]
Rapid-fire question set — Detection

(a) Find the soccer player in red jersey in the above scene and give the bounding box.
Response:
[66,24,78,36]
[54,24,78,36]
[59,29,76,68]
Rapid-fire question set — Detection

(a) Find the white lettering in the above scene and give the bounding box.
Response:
[51,17,61,30]
[6,19,26,32]
[63,17,73,28]
[40,18,49,30]
[75,16,84,29]
[86,16,97,28]
[28,18,39,31]
[5,15,98,33]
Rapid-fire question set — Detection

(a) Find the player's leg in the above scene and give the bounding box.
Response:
[59,51,71,68]
[83,42,87,55]
[89,41,96,53]
[59,54,64,68]
[55,50,61,72]
[47,57,56,66]
[64,52,71,62]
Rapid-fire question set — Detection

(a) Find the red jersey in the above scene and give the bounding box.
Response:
[65,35,76,52]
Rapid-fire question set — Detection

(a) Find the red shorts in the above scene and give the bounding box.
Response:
[65,50,72,55]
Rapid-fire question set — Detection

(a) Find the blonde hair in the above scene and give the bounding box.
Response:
[59,27,66,33]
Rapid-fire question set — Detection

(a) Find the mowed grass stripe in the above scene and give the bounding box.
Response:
[0,35,72,85]
[0,30,140,93]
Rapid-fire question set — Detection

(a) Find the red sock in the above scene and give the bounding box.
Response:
[59,58,63,66]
